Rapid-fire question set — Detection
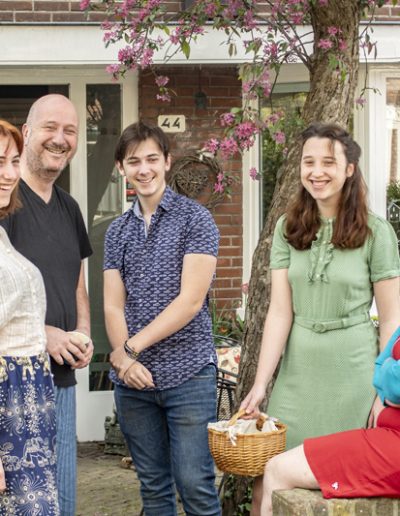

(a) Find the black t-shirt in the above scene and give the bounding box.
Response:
[0,179,93,387]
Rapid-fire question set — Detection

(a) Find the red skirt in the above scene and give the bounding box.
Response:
[304,407,400,498]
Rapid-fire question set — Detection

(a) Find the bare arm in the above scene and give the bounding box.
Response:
[45,262,93,368]
[374,277,400,352]
[103,268,128,350]
[72,262,93,368]
[75,262,91,337]
[241,268,293,415]
[368,276,400,427]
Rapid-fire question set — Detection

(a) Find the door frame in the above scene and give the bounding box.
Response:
[0,66,138,441]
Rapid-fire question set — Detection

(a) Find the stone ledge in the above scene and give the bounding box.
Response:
[272,488,399,515]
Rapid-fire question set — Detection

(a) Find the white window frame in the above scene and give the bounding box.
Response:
[355,65,400,218]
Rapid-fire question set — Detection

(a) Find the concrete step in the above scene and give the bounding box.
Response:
[272,488,399,516]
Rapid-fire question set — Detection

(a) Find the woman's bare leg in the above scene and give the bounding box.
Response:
[250,476,263,516]
[261,445,319,516]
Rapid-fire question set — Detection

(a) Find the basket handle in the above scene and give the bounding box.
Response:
[228,409,267,431]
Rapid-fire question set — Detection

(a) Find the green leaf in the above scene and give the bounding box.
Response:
[181,40,191,59]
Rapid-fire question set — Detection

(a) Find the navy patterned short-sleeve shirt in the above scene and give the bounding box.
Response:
[104,187,219,390]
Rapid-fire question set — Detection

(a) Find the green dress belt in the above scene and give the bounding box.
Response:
[294,313,370,333]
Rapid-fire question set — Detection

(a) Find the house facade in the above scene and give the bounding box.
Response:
[0,1,399,440]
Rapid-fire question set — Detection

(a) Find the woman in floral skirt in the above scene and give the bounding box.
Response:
[0,120,59,515]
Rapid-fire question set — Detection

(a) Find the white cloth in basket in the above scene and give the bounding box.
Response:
[208,415,278,446]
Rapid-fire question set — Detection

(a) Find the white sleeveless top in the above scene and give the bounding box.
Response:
[0,226,47,356]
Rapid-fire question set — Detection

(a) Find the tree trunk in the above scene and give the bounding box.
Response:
[222,2,361,514]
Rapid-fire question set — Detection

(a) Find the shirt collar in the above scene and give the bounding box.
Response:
[132,186,176,219]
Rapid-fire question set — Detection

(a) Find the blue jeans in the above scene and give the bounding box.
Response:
[54,385,77,516]
[115,364,221,516]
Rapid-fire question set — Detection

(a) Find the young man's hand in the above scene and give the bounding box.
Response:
[123,362,155,389]
[110,347,135,380]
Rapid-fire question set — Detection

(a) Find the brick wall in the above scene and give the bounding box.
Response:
[140,65,244,310]
[2,1,400,24]
[0,1,180,23]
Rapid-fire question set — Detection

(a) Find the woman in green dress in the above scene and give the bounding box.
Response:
[240,123,400,515]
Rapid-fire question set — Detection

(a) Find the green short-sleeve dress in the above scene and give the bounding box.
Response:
[267,213,400,450]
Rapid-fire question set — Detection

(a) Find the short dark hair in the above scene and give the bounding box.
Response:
[0,119,22,219]
[114,121,170,163]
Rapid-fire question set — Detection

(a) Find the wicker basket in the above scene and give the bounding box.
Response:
[208,409,287,477]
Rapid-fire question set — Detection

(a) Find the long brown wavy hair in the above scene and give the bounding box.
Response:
[0,119,23,220]
[285,123,370,250]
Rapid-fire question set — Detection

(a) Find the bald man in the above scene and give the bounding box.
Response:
[0,94,93,516]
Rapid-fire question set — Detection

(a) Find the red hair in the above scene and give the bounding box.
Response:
[0,119,22,219]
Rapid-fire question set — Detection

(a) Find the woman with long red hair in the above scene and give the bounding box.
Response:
[0,120,59,515]
[241,122,400,515]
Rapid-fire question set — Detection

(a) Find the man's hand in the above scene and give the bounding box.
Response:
[71,332,94,369]
[45,326,88,367]
[123,361,155,389]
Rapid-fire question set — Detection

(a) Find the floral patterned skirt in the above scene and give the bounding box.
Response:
[0,353,59,515]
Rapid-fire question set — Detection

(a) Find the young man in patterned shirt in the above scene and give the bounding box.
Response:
[103,122,221,516]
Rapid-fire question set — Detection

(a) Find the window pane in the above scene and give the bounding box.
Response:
[260,86,308,222]
[386,78,400,247]
[87,84,122,391]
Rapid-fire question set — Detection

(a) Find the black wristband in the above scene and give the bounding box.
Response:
[124,340,140,361]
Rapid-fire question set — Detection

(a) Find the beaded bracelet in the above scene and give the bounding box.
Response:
[124,340,140,361]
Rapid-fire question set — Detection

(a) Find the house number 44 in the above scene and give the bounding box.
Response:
[157,115,186,133]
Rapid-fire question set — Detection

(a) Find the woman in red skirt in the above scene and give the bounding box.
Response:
[251,327,400,516]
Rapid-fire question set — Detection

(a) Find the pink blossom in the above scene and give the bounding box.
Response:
[217,172,224,183]
[243,10,257,30]
[319,0,329,5]
[214,182,224,194]
[317,39,333,50]
[220,113,236,127]
[204,2,217,17]
[273,131,286,144]
[327,26,339,36]
[242,81,254,94]
[205,138,220,154]
[356,97,367,107]
[156,92,171,102]
[241,282,249,295]
[338,40,347,51]
[267,113,282,125]
[106,64,121,79]
[155,75,169,87]
[220,136,239,158]
[140,48,154,68]
[79,0,90,10]
[249,167,258,180]
[291,13,304,24]
[235,121,256,140]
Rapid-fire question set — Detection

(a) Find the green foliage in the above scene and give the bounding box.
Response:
[209,300,244,343]
[387,180,400,203]
[261,96,306,219]
[222,475,253,516]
